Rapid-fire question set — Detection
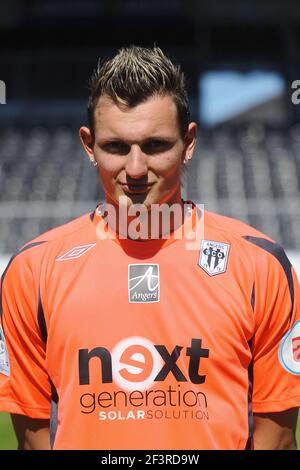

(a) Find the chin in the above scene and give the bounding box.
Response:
[128,194,153,208]
[116,191,154,208]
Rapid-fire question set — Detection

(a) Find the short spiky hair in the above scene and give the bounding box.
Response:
[87,45,190,138]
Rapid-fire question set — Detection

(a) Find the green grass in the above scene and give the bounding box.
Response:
[0,413,17,450]
[0,411,300,450]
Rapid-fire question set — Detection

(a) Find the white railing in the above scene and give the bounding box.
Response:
[0,198,299,217]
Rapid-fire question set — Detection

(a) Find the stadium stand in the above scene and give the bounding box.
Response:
[1,122,300,252]
[1,0,300,254]
[190,123,300,249]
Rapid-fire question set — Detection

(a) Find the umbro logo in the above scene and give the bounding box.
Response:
[56,243,96,261]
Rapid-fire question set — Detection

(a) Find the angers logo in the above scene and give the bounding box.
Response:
[128,264,160,303]
[199,240,230,276]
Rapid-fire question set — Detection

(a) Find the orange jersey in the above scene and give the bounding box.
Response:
[1,203,300,450]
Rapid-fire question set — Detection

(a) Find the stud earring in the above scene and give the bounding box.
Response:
[183,155,191,164]
[90,159,97,167]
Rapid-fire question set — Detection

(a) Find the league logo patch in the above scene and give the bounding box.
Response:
[128,264,160,303]
[198,240,230,276]
[279,320,300,375]
[0,326,10,376]
[292,337,300,362]
[56,243,96,261]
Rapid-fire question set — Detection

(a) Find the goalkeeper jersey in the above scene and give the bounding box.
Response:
[0,203,300,449]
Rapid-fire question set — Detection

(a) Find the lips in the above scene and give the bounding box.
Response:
[120,183,154,193]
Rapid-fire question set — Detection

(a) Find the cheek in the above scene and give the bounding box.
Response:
[152,153,182,177]
[96,153,123,175]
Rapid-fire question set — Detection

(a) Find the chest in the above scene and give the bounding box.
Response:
[44,246,254,383]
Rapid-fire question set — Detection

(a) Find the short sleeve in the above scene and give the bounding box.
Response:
[0,249,51,418]
[251,245,300,413]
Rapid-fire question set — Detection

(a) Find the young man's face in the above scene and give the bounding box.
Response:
[80,94,196,209]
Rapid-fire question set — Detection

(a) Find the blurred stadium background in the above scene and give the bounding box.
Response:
[1,0,300,449]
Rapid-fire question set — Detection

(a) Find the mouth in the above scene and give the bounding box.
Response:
[120,183,154,194]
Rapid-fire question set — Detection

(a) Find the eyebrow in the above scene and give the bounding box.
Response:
[97,136,176,144]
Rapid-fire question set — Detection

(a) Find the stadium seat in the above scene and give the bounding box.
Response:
[1,123,300,252]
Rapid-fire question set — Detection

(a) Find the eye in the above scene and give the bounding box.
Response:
[142,140,172,155]
[102,142,130,155]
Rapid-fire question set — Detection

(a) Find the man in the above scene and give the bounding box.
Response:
[0,46,300,450]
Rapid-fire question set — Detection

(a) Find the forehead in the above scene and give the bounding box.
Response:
[93,94,180,141]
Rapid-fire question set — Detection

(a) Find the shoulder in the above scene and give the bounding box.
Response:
[204,210,275,243]
[2,212,95,277]
[203,209,293,281]
[21,212,93,248]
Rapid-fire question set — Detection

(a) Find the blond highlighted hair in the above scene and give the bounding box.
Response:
[87,45,190,138]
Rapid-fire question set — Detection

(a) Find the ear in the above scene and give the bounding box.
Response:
[182,122,197,164]
[79,127,96,163]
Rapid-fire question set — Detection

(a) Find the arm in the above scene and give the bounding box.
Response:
[253,408,298,450]
[11,414,50,450]
[247,243,300,445]
[0,249,52,445]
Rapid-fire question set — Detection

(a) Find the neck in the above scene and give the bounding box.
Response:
[103,191,185,241]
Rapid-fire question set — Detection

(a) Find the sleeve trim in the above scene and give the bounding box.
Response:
[243,236,294,321]
[0,399,50,418]
[253,395,300,413]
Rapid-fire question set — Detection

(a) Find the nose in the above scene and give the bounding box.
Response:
[125,145,148,179]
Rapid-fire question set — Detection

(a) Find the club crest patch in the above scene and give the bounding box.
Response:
[279,320,300,375]
[198,240,230,276]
